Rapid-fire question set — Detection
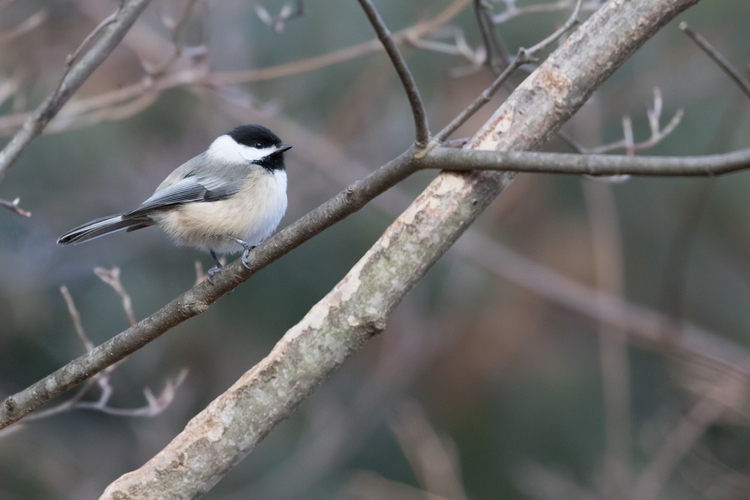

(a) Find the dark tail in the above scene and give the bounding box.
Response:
[57,214,153,245]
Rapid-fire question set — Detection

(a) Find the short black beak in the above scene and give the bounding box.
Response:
[277,144,292,154]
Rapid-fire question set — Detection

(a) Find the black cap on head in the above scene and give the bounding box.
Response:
[228,124,282,149]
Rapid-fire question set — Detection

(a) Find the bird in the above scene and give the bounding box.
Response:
[57,124,291,282]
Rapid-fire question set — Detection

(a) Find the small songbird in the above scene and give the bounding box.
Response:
[58,124,291,281]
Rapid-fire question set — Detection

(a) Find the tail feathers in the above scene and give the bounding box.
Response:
[57,214,153,245]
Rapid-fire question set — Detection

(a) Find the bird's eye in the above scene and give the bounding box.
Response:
[255,142,263,148]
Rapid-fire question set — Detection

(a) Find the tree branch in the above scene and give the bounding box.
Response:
[0,0,469,138]
[680,22,750,101]
[356,0,430,146]
[423,146,750,176]
[422,0,582,154]
[0,0,152,183]
[95,0,703,497]
[0,196,30,216]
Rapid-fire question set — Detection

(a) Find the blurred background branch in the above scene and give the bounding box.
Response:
[0,0,152,182]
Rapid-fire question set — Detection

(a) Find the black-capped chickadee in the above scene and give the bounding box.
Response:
[58,124,291,281]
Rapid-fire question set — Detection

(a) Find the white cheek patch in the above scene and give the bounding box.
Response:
[206,135,278,163]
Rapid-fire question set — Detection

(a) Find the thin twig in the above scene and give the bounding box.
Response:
[255,0,304,33]
[389,401,468,499]
[67,7,121,67]
[0,0,152,183]
[680,22,750,101]
[0,197,30,216]
[356,0,430,146]
[0,0,470,138]
[474,0,507,73]
[525,0,582,55]
[492,0,599,24]
[561,88,684,155]
[342,471,454,500]
[94,267,136,327]
[421,146,750,176]
[60,285,95,351]
[75,369,188,417]
[626,376,742,500]
[419,0,582,155]
[0,10,47,45]
[406,26,485,69]
[622,115,634,156]
[146,0,201,76]
[1,277,185,433]
[420,55,526,156]
[582,181,631,499]
[0,73,21,109]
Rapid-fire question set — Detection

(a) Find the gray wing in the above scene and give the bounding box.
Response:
[125,175,240,219]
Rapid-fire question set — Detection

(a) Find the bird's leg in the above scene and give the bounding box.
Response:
[207,249,223,284]
[229,237,256,270]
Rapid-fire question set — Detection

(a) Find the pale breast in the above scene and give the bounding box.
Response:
[155,169,287,254]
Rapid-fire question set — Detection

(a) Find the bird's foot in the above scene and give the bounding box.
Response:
[241,248,256,270]
[230,237,256,270]
[207,250,224,285]
[206,266,221,285]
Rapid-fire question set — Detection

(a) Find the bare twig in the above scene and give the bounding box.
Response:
[680,22,750,101]
[146,0,202,76]
[255,0,304,33]
[626,376,743,500]
[0,0,152,183]
[421,54,527,155]
[60,285,95,352]
[389,401,467,499]
[0,196,30,216]
[94,267,136,327]
[491,0,600,24]
[422,146,750,176]
[2,277,183,434]
[341,471,454,500]
[568,88,685,155]
[583,181,631,499]
[0,73,22,109]
[75,369,188,417]
[169,0,199,48]
[515,462,600,500]
[356,0,430,147]
[525,0,582,55]
[420,0,583,155]
[0,10,47,45]
[622,115,634,155]
[463,146,750,174]
[474,0,507,73]
[454,229,750,388]
[67,7,122,67]
[0,0,470,138]
[406,26,485,69]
